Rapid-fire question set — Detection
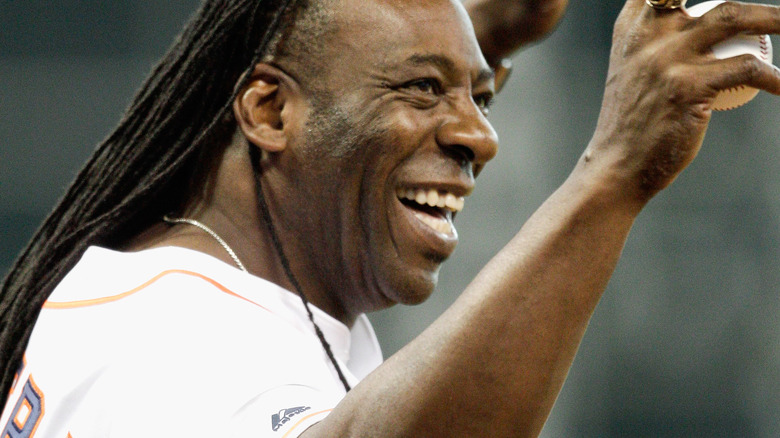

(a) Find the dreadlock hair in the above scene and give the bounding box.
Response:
[0,0,348,407]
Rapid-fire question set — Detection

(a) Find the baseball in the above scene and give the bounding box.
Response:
[686,0,774,110]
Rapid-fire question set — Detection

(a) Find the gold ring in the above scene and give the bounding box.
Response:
[645,0,687,9]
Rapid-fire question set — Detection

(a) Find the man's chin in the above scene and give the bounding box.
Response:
[383,266,440,307]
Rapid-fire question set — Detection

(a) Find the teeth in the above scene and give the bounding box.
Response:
[442,192,465,212]
[414,190,426,205]
[426,190,439,207]
[413,211,454,235]
[397,188,465,212]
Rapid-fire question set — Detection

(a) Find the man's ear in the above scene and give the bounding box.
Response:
[233,63,293,153]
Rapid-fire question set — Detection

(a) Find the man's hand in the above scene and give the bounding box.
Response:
[465,0,569,67]
[586,0,780,205]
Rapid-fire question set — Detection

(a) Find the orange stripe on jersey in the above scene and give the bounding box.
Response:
[281,409,333,438]
[43,269,273,314]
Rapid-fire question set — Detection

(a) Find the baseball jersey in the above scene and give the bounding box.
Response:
[0,246,383,438]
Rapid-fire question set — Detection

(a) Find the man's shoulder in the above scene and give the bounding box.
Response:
[44,246,277,311]
[41,246,330,348]
[35,246,332,371]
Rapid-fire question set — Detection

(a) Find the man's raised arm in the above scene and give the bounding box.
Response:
[305,1,780,437]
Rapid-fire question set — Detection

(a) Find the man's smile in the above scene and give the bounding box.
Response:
[389,178,473,266]
[396,187,465,236]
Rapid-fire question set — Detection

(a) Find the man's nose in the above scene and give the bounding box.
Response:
[434,97,499,171]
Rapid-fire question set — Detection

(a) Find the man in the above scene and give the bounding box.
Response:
[1,0,779,436]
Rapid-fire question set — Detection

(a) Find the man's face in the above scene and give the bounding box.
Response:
[271,0,498,318]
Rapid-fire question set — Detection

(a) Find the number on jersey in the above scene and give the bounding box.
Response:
[2,377,44,438]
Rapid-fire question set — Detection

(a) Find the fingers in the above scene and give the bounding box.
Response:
[683,2,780,51]
[594,0,780,198]
[619,0,687,25]
[618,1,780,99]
[703,53,780,96]
[622,0,655,17]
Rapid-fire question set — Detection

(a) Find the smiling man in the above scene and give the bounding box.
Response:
[2,0,780,437]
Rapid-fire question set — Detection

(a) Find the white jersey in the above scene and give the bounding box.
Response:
[0,246,382,438]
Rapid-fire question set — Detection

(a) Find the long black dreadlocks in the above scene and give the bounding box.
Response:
[0,0,352,408]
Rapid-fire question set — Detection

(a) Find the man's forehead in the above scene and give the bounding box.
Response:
[327,0,470,38]
[326,0,489,72]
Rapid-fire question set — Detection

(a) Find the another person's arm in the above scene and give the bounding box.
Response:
[466,0,569,67]
[307,1,780,436]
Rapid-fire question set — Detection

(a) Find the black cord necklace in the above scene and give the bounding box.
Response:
[249,145,352,392]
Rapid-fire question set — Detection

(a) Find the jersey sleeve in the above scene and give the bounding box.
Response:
[16,262,354,438]
[90,277,347,438]
[228,385,340,437]
[72,326,346,438]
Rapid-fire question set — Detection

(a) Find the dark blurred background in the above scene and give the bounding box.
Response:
[2,1,779,436]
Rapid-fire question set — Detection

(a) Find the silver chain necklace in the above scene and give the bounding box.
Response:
[163,215,248,272]
[163,213,352,391]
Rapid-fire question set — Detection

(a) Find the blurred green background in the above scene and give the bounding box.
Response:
[2,1,779,436]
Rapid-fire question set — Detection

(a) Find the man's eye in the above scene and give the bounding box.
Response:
[474,93,494,115]
[404,78,440,94]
